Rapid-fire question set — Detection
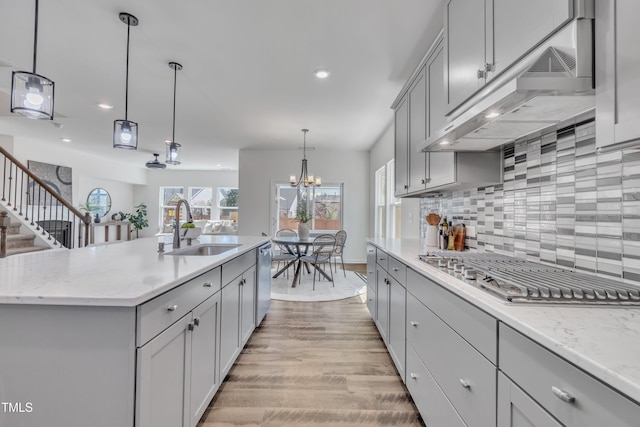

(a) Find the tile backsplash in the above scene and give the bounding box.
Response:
[420,118,640,284]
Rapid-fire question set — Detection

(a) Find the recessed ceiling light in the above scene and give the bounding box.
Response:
[440,140,451,146]
[60,138,72,143]
[485,112,500,119]
[97,103,114,110]
[313,69,330,79]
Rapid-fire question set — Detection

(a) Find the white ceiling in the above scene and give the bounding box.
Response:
[0,0,442,171]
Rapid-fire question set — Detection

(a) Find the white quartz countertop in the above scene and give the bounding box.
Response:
[0,235,270,307]
[368,238,640,406]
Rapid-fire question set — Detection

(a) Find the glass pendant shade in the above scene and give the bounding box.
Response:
[166,141,181,165]
[113,119,138,149]
[11,72,54,119]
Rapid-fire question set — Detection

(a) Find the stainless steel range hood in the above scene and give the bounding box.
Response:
[419,19,594,153]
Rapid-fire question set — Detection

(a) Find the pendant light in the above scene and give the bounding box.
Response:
[145,153,166,169]
[165,62,183,165]
[290,129,321,187]
[10,0,54,120]
[113,12,139,150]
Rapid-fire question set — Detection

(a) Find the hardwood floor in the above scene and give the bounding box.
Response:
[197,274,424,426]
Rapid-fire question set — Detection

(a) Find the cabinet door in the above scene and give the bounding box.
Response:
[375,266,389,343]
[426,39,446,140]
[190,294,220,427]
[492,0,571,79]
[136,314,192,427]
[427,152,456,189]
[498,372,562,427]
[596,0,640,148]
[445,0,486,113]
[220,277,241,378]
[408,68,427,194]
[388,278,406,382]
[240,266,256,345]
[394,96,409,196]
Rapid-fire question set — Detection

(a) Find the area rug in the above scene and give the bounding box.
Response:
[270,268,367,302]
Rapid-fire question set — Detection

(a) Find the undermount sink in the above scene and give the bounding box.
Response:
[167,243,242,256]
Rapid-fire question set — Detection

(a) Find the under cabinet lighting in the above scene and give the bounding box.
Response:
[440,140,451,146]
[485,112,500,119]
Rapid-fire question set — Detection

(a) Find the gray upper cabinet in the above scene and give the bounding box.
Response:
[445,0,573,115]
[445,0,487,114]
[426,39,446,139]
[394,96,409,196]
[596,0,640,150]
[408,68,427,194]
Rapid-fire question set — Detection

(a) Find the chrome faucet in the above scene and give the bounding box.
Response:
[173,198,193,249]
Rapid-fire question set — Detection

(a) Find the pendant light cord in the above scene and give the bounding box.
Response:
[172,66,177,143]
[32,0,39,73]
[124,20,131,120]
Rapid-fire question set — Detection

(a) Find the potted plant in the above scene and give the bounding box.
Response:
[295,198,312,240]
[78,202,100,223]
[126,202,149,239]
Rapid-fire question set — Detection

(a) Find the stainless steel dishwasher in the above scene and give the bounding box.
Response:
[256,242,272,326]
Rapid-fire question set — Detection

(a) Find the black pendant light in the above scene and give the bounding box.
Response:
[165,62,183,165]
[113,12,139,150]
[290,129,321,187]
[10,0,55,120]
[145,153,166,169]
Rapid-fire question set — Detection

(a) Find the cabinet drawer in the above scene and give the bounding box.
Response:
[407,268,497,363]
[499,324,640,427]
[388,256,407,286]
[221,250,255,286]
[409,292,496,427]
[366,285,376,320]
[376,250,389,271]
[406,343,467,427]
[137,267,221,346]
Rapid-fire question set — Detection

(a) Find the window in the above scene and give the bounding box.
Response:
[374,159,401,238]
[217,187,238,220]
[159,186,214,227]
[274,184,343,233]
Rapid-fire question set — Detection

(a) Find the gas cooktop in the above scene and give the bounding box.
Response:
[418,252,640,305]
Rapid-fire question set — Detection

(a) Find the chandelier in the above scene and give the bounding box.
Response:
[113,12,139,149]
[290,129,321,187]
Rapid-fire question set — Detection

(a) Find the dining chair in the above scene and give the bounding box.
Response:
[332,230,347,277]
[300,234,336,289]
[272,228,297,277]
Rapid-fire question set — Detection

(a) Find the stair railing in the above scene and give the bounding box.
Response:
[1,146,91,257]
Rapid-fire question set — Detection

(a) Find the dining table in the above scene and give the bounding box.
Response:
[271,236,333,287]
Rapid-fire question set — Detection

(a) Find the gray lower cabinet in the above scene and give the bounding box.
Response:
[220,265,256,379]
[366,245,376,318]
[499,324,640,427]
[375,264,389,342]
[136,293,220,427]
[497,372,561,427]
[388,275,406,382]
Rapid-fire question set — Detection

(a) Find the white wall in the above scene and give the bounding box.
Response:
[239,148,369,263]
[134,169,238,237]
[367,123,420,240]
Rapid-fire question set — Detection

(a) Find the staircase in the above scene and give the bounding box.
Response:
[4,218,49,256]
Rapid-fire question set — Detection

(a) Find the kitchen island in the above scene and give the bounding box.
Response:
[0,235,270,427]
[367,238,640,427]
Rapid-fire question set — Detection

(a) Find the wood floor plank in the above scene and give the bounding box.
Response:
[198,291,424,426]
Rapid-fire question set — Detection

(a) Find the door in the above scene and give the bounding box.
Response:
[388,278,406,381]
[445,0,487,113]
[220,276,241,378]
[375,267,390,343]
[240,266,257,345]
[190,294,220,427]
[408,68,427,194]
[136,314,192,427]
[596,0,640,149]
[498,372,562,427]
[394,96,409,196]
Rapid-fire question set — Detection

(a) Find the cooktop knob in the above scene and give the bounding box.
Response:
[463,268,477,280]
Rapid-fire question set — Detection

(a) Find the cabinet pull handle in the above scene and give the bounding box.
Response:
[167,305,178,312]
[392,268,399,272]
[203,282,213,288]
[410,372,418,380]
[445,123,455,131]
[187,321,194,331]
[410,321,418,327]
[551,386,575,404]
[193,317,200,327]
[477,69,486,79]
[459,379,471,389]
[404,184,408,189]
